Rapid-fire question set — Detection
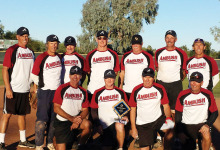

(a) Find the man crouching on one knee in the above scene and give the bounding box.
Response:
[129,68,174,150]
[53,66,92,150]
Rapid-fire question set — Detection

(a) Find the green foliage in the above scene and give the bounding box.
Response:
[79,0,159,54]
[210,26,220,43]
[4,31,17,40]
[27,38,46,52]
[142,45,155,56]
[0,20,4,39]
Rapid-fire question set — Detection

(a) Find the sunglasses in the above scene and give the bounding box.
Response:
[97,37,107,40]
[194,38,204,44]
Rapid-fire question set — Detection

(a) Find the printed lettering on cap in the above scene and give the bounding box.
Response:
[23,28,27,32]
[135,37,138,41]
[74,68,78,72]
[53,35,58,39]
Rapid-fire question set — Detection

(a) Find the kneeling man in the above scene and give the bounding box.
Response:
[53,66,91,150]
[175,72,218,150]
[129,68,173,150]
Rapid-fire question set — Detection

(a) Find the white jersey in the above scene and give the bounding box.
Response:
[61,52,86,84]
[3,44,34,93]
[120,50,154,93]
[128,83,169,125]
[53,83,89,121]
[86,48,119,94]
[186,55,219,90]
[32,52,62,90]
[90,86,128,129]
[155,47,188,83]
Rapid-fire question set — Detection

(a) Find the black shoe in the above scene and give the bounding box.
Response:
[18,141,36,148]
[0,143,6,150]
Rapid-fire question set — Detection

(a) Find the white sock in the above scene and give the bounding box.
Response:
[0,133,5,143]
[117,148,123,150]
[157,136,161,140]
[19,130,26,142]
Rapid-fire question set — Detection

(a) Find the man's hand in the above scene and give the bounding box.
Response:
[70,122,80,130]
[6,88,13,99]
[130,128,138,139]
[71,116,82,124]
[199,124,210,135]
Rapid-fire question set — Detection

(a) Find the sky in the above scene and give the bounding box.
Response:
[0,0,220,51]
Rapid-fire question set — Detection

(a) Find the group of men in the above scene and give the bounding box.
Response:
[0,26,219,150]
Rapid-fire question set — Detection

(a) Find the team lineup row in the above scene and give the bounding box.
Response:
[0,26,219,150]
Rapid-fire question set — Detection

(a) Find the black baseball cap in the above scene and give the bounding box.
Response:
[64,36,76,47]
[193,38,205,46]
[69,66,82,75]
[97,30,108,38]
[17,27,29,36]
[46,34,60,43]
[142,68,155,78]
[131,35,143,45]
[190,72,203,83]
[104,69,116,79]
[165,30,177,38]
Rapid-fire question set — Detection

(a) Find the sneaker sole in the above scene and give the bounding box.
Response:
[18,145,35,149]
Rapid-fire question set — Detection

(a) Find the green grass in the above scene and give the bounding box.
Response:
[0,65,219,98]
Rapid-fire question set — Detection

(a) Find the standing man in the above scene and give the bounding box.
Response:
[186,38,219,91]
[85,30,120,100]
[31,34,62,150]
[155,30,188,115]
[53,66,91,150]
[0,27,35,149]
[90,69,128,150]
[61,36,86,85]
[119,35,154,99]
[175,72,218,150]
[129,68,173,150]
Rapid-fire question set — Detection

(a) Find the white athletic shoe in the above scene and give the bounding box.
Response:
[35,145,44,150]
[47,143,55,150]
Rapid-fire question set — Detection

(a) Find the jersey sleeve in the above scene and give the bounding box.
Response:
[147,52,155,70]
[154,49,160,68]
[90,90,99,108]
[211,58,219,76]
[175,92,184,112]
[208,92,218,113]
[3,46,14,68]
[53,85,64,105]
[81,87,90,108]
[179,48,188,70]
[32,54,44,76]
[110,49,120,72]
[160,85,169,104]
[128,88,137,107]
[85,52,92,73]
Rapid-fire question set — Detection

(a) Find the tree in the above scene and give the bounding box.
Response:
[179,45,189,56]
[142,45,155,56]
[0,20,4,39]
[78,0,159,54]
[210,26,220,43]
[4,31,17,40]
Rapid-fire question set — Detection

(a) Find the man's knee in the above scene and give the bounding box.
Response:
[81,119,92,130]
[1,114,12,121]
[115,122,125,132]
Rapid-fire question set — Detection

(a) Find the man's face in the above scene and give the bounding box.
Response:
[16,34,29,47]
[47,41,58,54]
[96,36,108,47]
[69,74,81,84]
[66,45,75,54]
[142,76,154,88]
[193,42,205,56]
[165,34,177,47]
[190,81,203,93]
[132,44,142,53]
[104,77,115,87]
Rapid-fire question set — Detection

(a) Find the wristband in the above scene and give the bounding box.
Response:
[166,117,172,121]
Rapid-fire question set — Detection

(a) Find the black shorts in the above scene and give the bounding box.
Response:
[3,89,30,115]
[101,123,117,147]
[156,80,182,110]
[136,115,166,148]
[125,92,131,100]
[54,118,80,144]
[180,123,205,141]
